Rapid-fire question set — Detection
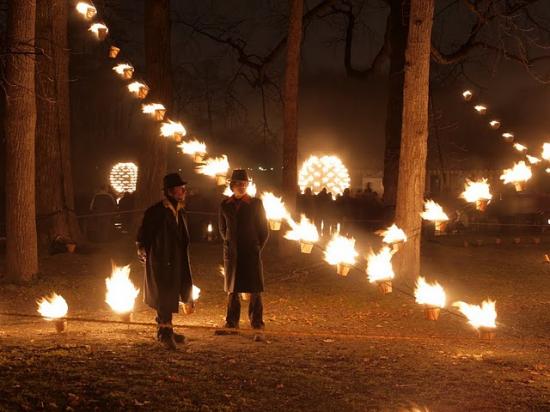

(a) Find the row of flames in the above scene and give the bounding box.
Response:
[462,89,550,188]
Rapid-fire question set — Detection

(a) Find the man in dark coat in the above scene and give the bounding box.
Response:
[136,173,194,349]
[218,169,269,334]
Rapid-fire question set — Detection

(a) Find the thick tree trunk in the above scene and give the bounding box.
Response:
[394,0,434,282]
[5,0,39,282]
[35,0,82,246]
[282,0,304,208]
[382,0,409,215]
[135,0,171,217]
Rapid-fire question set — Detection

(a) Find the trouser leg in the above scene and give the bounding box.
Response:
[156,310,173,339]
[248,293,264,329]
[225,292,241,327]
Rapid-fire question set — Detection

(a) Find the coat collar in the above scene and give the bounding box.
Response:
[162,198,185,223]
[227,194,251,204]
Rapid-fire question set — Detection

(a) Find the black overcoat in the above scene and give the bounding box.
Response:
[219,195,269,293]
[137,199,193,313]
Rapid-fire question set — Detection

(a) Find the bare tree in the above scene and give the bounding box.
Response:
[282,0,304,205]
[4,0,39,282]
[394,0,435,281]
[35,0,82,246]
[135,0,172,218]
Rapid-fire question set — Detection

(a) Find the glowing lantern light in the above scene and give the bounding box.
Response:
[160,120,186,142]
[127,81,149,99]
[453,299,497,340]
[366,246,394,294]
[421,200,449,235]
[474,105,487,115]
[461,178,492,211]
[378,224,407,251]
[542,143,550,161]
[261,192,288,230]
[298,155,350,199]
[109,162,138,194]
[324,234,358,276]
[88,23,108,40]
[462,90,473,101]
[513,143,527,152]
[182,285,201,314]
[37,293,69,333]
[526,155,541,165]
[489,120,501,130]
[284,214,319,254]
[76,1,97,19]
[178,139,207,163]
[109,45,120,59]
[113,63,134,79]
[502,132,515,143]
[500,161,532,192]
[196,155,230,185]
[142,103,166,121]
[246,180,257,197]
[415,277,446,320]
[105,265,139,321]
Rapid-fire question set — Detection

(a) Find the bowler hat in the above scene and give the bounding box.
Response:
[230,169,250,182]
[163,173,187,189]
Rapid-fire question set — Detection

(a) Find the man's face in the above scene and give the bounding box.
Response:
[232,181,248,198]
[168,185,186,201]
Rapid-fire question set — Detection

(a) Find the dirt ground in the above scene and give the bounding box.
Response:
[0,231,549,411]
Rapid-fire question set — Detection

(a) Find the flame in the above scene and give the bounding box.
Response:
[502,132,514,141]
[542,143,550,161]
[462,90,472,100]
[219,265,225,277]
[178,139,206,156]
[513,143,527,152]
[207,223,213,233]
[453,299,497,329]
[261,192,288,222]
[379,224,407,244]
[192,285,201,301]
[196,155,229,177]
[76,2,97,18]
[461,178,492,203]
[110,162,138,194]
[247,181,257,197]
[105,265,140,314]
[284,214,319,243]
[142,103,165,115]
[298,155,350,199]
[366,246,394,283]
[500,161,532,185]
[127,81,148,97]
[546,168,550,174]
[421,200,449,222]
[223,185,233,197]
[112,63,133,76]
[160,120,186,138]
[489,120,500,129]
[324,234,358,266]
[415,277,446,308]
[37,293,68,320]
[474,105,487,114]
[526,155,541,165]
[88,23,108,38]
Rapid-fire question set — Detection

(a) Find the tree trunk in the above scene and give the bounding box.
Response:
[382,0,409,215]
[394,0,434,282]
[135,0,172,218]
[282,0,304,208]
[4,0,39,282]
[35,0,82,247]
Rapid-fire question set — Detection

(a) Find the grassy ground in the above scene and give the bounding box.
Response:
[0,232,549,411]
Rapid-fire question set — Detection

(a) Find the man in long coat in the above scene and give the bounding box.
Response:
[136,173,194,349]
[219,169,269,332]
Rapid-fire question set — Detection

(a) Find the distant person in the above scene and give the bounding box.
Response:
[218,169,269,340]
[118,191,135,233]
[302,187,315,220]
[136,173,195,350]
[89,185,117,242]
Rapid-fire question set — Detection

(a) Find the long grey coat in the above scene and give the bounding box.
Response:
[219,195,269,293]
[137,199,193,313]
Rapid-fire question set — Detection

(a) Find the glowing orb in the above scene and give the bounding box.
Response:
[110,162,138,194]
[298,155,350,199]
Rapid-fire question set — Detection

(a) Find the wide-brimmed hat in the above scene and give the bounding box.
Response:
[230,169,250,182]
[163,173,187,189]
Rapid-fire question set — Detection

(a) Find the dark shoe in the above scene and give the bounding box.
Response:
[173,331,187,344]
[253,333,266,342]
[158,328,177,350]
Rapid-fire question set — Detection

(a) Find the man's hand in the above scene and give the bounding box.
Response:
[137,247,147,263]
